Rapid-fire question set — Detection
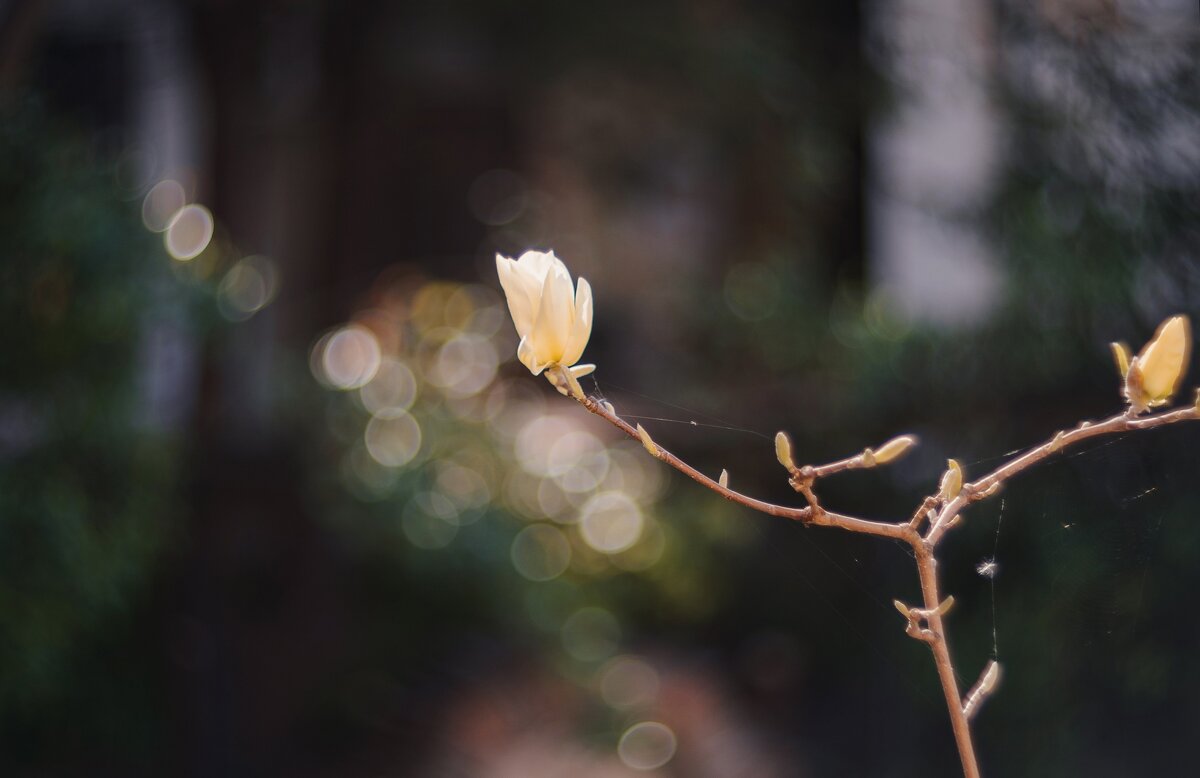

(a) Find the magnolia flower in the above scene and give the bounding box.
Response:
[496,250,595,389]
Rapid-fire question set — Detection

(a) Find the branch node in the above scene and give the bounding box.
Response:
[971,481,1002,502]
[789,465,816,492]
[908,496,938,530]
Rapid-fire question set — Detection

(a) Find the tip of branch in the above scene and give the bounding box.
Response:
[775,431,796,472]
[963,660,1002,721]
[874,434,919,465]
[939,459,964,502]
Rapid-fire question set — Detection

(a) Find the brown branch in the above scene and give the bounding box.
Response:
[574,391,915,541]
[561,365,1198,778]
[926,405,1199,546]
[810,451,872,479]
[963,661,1002,722]
[914,545,982,778]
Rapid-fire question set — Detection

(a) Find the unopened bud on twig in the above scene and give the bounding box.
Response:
[561,365,586,400]
[939,459,963,502]
[1048,431,1066,454]
[872,434,918,466]
[893,599,912,618]
[1125,314,1191,411]
[719,469,729,489]
[636,424,661,458]
[775,431,796,472]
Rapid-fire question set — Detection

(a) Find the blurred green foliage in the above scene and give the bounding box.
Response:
[0,100,195,736]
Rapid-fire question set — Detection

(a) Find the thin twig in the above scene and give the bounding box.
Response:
[963,661,1002,722]
[567,380,1198,778]
[577,393,915,541]
[926,406,1199,546]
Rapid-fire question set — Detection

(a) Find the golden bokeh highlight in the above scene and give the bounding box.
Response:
[579,491,644,554]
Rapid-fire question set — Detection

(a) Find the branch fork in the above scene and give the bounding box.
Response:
[541,311,1197,778]
[497,256,1195,778]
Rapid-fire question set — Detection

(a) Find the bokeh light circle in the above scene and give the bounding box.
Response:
[360,358,418,413]
[217,255,279,321]
[164,204,215,260]
[432,334,499,398]
[579,491,644,554]
[618,721,677,771]
[141,179,186,232]
[510,524,572,582]
[364,409,422,467]
[321,325,383,389]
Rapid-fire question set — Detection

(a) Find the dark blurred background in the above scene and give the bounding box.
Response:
[1,1,1199,776]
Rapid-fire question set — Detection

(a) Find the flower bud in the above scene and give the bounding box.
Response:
[933,595,956,616]
[873,434,918,465]
[718,469,729,489]
[775,431,795,472]
[636,424,661,458]
[1125,314,1190,410]
[496,249,594,381]
[939,459,963,501]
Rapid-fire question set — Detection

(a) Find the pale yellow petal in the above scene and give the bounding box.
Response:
[568,363,595,378]
[531,262,573,364]
[516,335,540,375]
[1137,314,1190,403]
[519,336,554,376]
[515,249,556,282]
[496,254,537,338]
[561,277,593,367]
